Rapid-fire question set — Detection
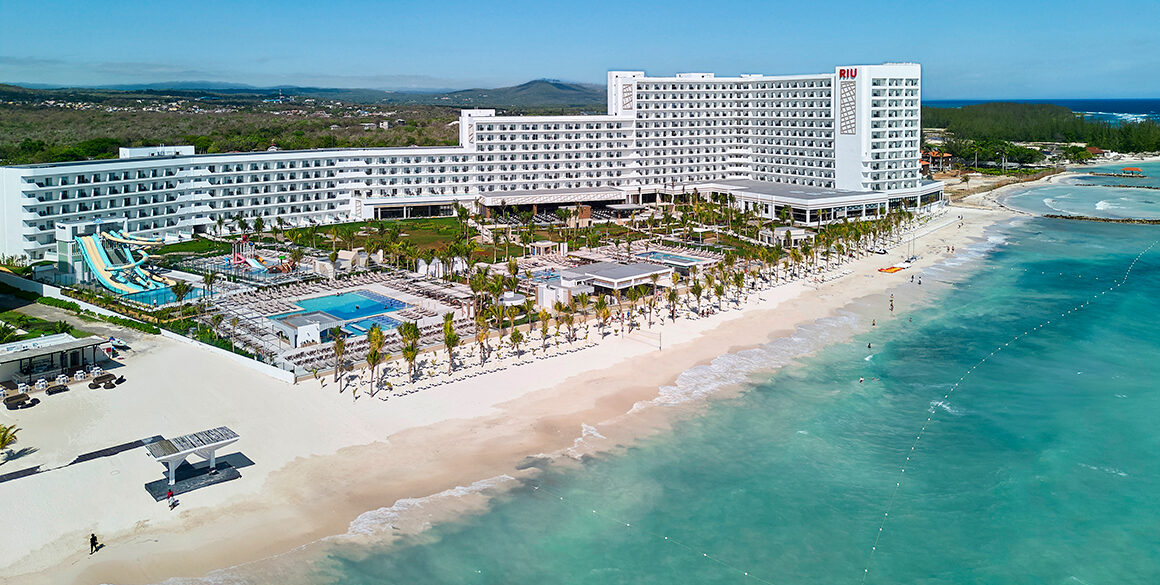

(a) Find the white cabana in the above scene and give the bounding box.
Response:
[145,427,240,486]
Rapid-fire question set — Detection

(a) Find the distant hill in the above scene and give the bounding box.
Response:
[433,80,605,107]
[1,79,607,108]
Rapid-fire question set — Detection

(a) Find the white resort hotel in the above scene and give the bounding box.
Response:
[0,63,943,264]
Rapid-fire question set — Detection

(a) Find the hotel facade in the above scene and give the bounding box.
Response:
[0,63,942,262]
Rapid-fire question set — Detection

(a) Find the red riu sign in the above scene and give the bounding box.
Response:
[838,68,857,79]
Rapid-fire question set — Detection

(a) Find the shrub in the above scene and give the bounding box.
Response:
[37,297,81,312]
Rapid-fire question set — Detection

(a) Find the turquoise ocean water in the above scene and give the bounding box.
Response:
[196,181,1160,584]
[1005,160,1160,219]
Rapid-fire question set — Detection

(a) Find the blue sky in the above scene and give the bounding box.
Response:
[1,0,1157,98]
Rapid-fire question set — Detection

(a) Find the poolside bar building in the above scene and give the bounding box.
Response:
[0,334,108,388]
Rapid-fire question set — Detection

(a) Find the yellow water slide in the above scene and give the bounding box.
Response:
[76,234,140,294]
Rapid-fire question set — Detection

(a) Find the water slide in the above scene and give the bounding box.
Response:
[244,257,266,271]
[103,230,163,247]
[119,243,171,289]
[75,234,143,294]
[75,231,170,294]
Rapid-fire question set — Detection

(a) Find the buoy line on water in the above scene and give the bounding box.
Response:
[860,238,1158,584]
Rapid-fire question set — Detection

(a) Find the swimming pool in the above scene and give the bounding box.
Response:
[348,314,404,334]
[636,251,705,266]
[123,285,206,306]
[526,269,562,284]
[288,290,407,321]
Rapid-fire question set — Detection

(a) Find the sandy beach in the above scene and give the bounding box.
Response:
[0,199,1015,585]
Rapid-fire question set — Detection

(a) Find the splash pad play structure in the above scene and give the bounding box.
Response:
[224,236,294,274]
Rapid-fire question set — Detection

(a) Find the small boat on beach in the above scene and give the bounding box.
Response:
[878,259,914,274]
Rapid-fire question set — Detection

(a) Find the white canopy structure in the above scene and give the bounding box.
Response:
[145,427,240,486]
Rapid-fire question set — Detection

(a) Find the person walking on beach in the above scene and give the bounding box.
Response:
[89,533,99,554]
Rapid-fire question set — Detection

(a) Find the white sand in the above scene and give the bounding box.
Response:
[0,203,1015,585]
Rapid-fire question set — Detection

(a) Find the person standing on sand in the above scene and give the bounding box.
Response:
[89,533,99,554]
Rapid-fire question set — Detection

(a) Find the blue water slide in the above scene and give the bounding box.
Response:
[118,243,163,290]
[74,235,144,294]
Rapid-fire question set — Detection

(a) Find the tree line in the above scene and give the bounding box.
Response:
[0,105,459,165]
[924,102,1160,153]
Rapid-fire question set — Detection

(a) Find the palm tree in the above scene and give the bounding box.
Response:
[714,283,725,311]
[253,216,265,237]
[289,248,305,271]
[562,313,577,343]
[522,299,537,334]
[0,424,20,462]
[229,316,239,352]
[442,313,460,374]
[365,349,384,396]
[475,313,490,365]
[509,327,524,357]
[625,287,641,332]
[666,287,680,321]
[488,303,507,339]
[170,280,193,303]
[690,281,704,314]
[771,245,783,282]
[398,321,421,380]
[201,272,218,299]
[505,305,520,340]
[330,326,346,385]
[366,323,385,391]
[537,308,551,352]
[402,341,419,381]
[594,296,610,336]
[574,292,591,322]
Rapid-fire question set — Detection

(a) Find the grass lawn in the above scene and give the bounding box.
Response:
[0,309,98,341]
[156,238,232,255]
[397,217,470,249]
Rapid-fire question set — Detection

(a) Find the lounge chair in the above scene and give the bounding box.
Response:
[4,393,30,409]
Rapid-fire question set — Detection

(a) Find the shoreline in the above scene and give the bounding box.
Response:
[1,202,1016,585]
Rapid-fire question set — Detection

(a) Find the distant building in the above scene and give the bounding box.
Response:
[0,63,943,262]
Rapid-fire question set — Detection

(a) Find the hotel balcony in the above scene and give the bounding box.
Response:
[173,168,210,178]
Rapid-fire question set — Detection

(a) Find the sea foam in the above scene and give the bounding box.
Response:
[341,474,516,538]
[631,311,862,413]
